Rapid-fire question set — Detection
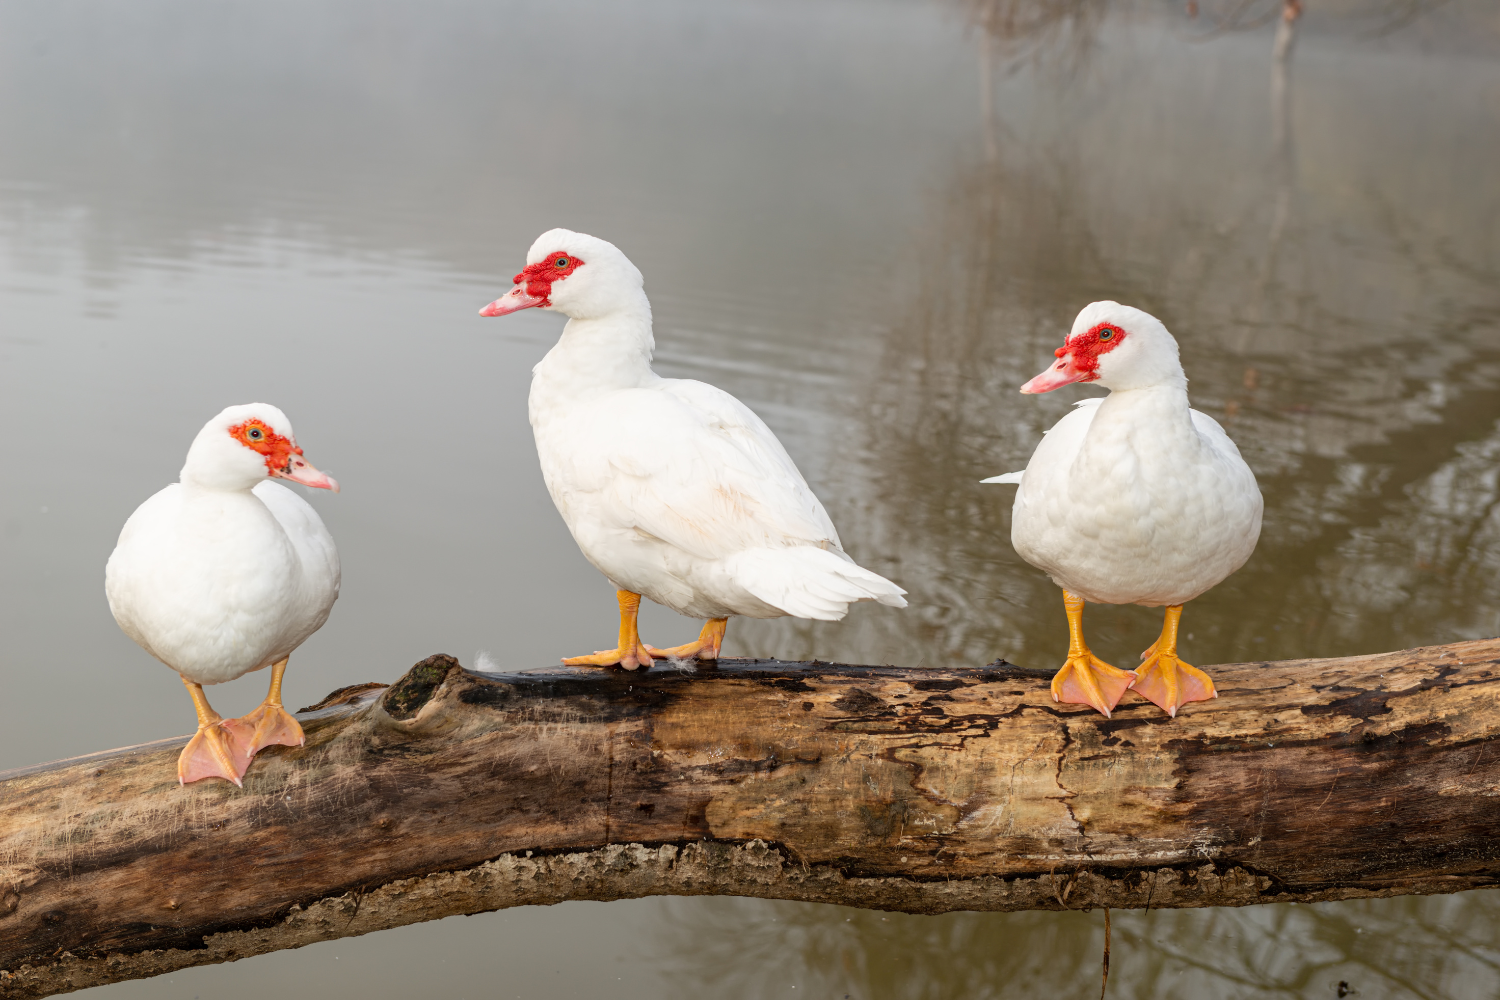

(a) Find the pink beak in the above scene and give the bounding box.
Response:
[273,453,339,492]
[1020,353,1090,394]
[479,285,545,317]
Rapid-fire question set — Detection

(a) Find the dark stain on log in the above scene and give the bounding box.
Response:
[832,687,887,715]
[913,678,966,691]
[981,659,1050,681]
[1300,688,1396,719]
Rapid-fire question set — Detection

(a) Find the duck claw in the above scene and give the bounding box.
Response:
[1132,653,1216,718]
[1051,653,1137,718]
[227,702,306,759]
[644,618,728,662]
[178,722,249,786]
[562,644,654,670]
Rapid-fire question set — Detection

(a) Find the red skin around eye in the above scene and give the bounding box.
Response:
[513,253,585,305]
[227,419,301,475]
[1057,322,1127,382]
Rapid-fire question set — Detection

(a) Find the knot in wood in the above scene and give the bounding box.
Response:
[383,654,462,720]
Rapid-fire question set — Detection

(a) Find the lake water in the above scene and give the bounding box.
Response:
[2,0,1499,996]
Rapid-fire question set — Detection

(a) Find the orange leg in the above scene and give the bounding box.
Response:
[562,590,655,671]
[1131,604,1217,718]
[178,678,250,787]
[1049,591,1137,718]
[645,618,728,661]
[225,657,306,760]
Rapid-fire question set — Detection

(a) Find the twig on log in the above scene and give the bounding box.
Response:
[3,638,1500,997]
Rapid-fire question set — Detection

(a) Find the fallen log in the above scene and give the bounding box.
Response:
[3,637,1500,997]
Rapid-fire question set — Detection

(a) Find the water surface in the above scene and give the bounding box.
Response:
[2,0,1498,996]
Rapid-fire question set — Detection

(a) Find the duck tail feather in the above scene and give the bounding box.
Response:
[727,546,907,620]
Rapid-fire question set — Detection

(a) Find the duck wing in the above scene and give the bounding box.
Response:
[252,480,341,633]
[1187,405,1264,525]
[563,378,843,562]
[1013,397,1104,515]
[1188,407,1245,461]
[104,484,185,660]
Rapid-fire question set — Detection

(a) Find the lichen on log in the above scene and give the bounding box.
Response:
[3,639,1500,997]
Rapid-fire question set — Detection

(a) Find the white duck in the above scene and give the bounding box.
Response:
[105,403,340,785]
[985,302,1262,717]
[480,229,906,669]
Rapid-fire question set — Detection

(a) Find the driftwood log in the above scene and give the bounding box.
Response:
[4,637,1500,996]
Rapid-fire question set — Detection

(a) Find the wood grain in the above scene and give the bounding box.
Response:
[4,638,1500,996]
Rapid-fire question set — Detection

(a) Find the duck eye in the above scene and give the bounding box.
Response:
[1099,328,1115,341]
[555,256,569,268]
[247,427,264,441]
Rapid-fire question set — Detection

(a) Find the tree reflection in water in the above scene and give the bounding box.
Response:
[654,891,1500,998]
[712,10,1500,999]
[738,13,1500,674]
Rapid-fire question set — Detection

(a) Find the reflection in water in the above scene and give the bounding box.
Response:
[808,22,1500,674]
[1260,0,1299,308]
[2,1,1497,997]
[712,20,1500,998]
[657,892,1500,999]
[960,0,1108,69]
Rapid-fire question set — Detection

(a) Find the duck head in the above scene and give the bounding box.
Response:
[1021,302,1186,394]
[180,403,339,493]
[479,229,647,321]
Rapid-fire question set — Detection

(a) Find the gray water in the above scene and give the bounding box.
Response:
[2,0,1499,996]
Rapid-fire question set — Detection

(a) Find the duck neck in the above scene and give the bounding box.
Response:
[179,449,269,495]
[1094,380,1195,436]
[533,294,657,396]
[1102,377,1188,404]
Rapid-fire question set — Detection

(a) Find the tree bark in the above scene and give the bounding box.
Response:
[4,637,1500,997]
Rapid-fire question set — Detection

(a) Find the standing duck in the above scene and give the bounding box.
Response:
[986,302,1262,717]
[480,229,906,669]
[105,404,341,785]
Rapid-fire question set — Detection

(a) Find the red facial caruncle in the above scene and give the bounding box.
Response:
[1060,322,1127,382]
[1020,322,1128,394]
[478,251,585,317]
[229,419,298,475]
[515,252,583,306]
[227,419,339,491]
